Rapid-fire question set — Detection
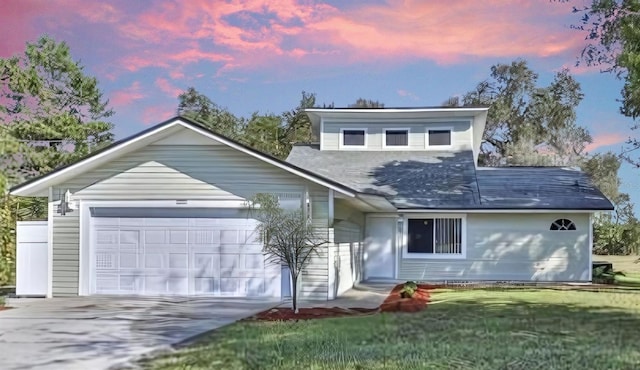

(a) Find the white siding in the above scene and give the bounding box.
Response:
[300,187,330,300]
[398,213,591,282]
[331,220,364,297]
[51,209,79,296]
[322,120,472,151]
[49,143,331,297]
[54,145,306,200]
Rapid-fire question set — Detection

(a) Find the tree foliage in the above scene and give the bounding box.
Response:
[248,193,327,313]
[178,87,244,139]
[567,0,640,166]
[1,36,114,179]
[348,98,385,108]
[178,89,316,159]
[460,60,590,166]
[0,36,114,285]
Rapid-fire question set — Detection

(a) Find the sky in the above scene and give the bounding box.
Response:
[2,0,638,210]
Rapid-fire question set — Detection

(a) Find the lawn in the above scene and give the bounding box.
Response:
[595,254,640,279]
[142,287,640,370]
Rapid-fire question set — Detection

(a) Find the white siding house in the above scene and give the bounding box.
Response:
[11,108,613,300]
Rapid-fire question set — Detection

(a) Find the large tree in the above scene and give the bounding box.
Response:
[567,0,640,166]
[1,36,114,181]
[0,36,114,285]
[459,60,590,166]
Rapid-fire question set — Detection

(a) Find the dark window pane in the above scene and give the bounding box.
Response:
[429,130,451,146]
[385,130,408,146]
[408,219,433,253]
[343,130,365,146]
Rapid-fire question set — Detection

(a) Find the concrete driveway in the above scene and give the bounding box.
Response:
[0,296,278,370]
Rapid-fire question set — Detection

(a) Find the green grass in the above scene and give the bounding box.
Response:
[594,254,640,276]
[0,296,4,307]
[142,287,640,370]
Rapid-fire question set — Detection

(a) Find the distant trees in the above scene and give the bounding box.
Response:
[348,98,385,108]
[177,88,316,159]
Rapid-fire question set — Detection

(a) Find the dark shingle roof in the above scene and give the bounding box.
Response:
[286,145,613,210]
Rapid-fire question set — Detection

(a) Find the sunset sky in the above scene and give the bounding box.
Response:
[2,0,638,208]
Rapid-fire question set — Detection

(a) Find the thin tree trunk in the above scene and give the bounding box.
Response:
[291,272,298,314]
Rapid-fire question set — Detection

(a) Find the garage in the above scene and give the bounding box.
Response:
[89,208,281,297]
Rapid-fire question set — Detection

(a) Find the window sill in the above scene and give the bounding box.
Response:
[403,252,467,260]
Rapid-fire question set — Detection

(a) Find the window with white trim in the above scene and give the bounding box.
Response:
[406,216,465,257]
[341,129,366,147]
[428,129,451,147]
[384,129,409,147]
[550,219,576,231]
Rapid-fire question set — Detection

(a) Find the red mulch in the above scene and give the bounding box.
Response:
[247,284,438,321]
[379,284,437,313]
[0,306,11,311]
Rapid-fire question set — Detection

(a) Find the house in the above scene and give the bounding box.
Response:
[10,107,614,299]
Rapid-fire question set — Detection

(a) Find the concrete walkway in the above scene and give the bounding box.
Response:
[282,282,396,309]
[0,296,278,370]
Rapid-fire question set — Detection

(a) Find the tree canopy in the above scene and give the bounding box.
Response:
[458,60,590,166]
[567,0,640,166]
[1,36,114,183]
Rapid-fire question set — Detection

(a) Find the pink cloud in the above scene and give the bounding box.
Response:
[142,105,175,125]
[2,0,594,79]
[397,89,419,101]
[155,78,183,98]
[110,81,145,107]
[586,132,628,152]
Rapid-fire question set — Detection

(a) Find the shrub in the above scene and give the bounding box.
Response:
[399,281,418,298]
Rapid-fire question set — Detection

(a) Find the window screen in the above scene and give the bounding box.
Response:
[429,130,451,146]
[385,130,409,146]
[343,130,365,146]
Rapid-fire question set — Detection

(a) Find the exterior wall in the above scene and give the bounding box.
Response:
[49,142,331,298]
[51,207,80,296]
[300,186,330,300]
[398,213,591,282]
[53,144,306,201]
[322,120,472,151]
[364,216,397,280]
[330,220,364,297]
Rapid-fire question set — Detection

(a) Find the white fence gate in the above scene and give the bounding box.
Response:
[16,221,48,297]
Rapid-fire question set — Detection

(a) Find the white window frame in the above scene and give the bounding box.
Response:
[402,214,467,259]
[426,126,453,150]
[382,128,410,149]
[339,128,368,149]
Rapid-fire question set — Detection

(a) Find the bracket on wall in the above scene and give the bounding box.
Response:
[57,189,76,215]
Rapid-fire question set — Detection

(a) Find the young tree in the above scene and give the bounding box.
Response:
[248,193,327,313]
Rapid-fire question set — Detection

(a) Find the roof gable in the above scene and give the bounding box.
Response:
[10,117,356,197]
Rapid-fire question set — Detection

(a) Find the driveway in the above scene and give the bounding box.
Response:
[0,296,278,370]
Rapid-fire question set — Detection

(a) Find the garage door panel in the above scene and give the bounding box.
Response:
[189,230,220,245]
[168,253,188,269]
[91,215,280,297]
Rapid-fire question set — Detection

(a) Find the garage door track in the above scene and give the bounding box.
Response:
[0,296,278,370]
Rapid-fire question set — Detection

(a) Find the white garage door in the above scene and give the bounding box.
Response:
[90,214,281,297]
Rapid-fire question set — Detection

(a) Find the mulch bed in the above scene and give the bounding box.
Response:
[379,284,438,313]
[247,284,438,321]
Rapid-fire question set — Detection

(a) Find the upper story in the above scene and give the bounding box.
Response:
[304,107,489,164]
